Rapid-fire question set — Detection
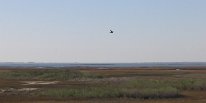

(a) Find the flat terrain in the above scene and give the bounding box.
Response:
[0,67,206,103]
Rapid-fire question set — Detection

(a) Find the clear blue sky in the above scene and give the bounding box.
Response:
[0,0,206,63]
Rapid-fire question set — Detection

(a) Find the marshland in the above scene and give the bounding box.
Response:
[0,67,206,103]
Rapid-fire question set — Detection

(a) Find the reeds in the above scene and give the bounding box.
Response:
[41,80,182,99]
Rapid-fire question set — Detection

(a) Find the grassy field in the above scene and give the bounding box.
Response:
[0,67,206,103]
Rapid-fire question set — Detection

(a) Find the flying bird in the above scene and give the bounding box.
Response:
[110,30,114,33]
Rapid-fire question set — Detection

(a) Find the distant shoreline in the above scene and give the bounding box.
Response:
[0,62,206,68]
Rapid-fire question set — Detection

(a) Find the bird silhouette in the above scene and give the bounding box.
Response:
[110,30,114,33]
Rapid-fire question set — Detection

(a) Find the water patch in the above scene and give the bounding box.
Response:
[22,81,59,85]
[0,88,38,94]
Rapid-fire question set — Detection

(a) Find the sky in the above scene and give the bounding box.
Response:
[0,0,206,63]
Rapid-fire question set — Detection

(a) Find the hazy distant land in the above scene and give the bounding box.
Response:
[1,62,206,68]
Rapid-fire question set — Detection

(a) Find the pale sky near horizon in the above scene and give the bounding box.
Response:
[0,0,206,63]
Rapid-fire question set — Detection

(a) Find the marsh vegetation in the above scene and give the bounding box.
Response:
[0,68,206,103]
